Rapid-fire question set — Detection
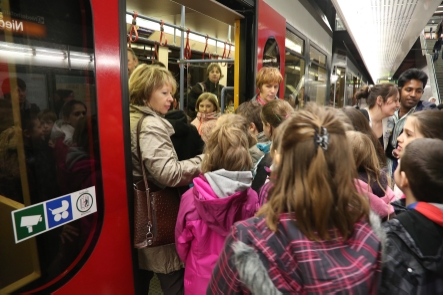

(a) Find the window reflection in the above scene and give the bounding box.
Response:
[286,31,304,55]
[0,0,101,293]
[334,67,346,108]
[284,53,305,109]
[310,47,326,67]
[308,46,327,105]
[263,37,280,68]
[307,64,327,105]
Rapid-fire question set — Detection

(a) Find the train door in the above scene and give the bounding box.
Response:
[0,0,134,294]
[256,0,286,98]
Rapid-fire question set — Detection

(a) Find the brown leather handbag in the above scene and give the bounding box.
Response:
[133,115,181,249]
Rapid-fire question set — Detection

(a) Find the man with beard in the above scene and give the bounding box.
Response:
[386,68,437,175]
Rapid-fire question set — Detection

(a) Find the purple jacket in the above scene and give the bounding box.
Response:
[175,169,259,295]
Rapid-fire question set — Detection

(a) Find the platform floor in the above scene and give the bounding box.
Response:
[148,274,163,295]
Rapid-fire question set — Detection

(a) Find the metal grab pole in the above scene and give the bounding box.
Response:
[220,86,234,114]
[178,59,234,64]
[180,6,185,111]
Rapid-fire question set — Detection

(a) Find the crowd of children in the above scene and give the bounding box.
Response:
[3,62,443,294]
[125,64,443,294]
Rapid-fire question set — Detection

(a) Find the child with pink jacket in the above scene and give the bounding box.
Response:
[175,114,259,294]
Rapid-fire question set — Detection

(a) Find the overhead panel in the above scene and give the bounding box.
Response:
[332,0,441,82]
[171,0,244,24]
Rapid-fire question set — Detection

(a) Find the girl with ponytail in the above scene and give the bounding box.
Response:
[251,99,293,195]
[208,106,381,294]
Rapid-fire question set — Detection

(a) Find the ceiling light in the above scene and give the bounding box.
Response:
[331,0,441,81]
[0,42,33,55]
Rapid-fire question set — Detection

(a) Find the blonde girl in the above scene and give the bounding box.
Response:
[191,92,220,142]
[347,131,395,219]
[176,114,258,295]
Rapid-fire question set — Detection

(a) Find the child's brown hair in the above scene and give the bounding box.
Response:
[195,92,220,113]
[258,107,369,241]
[201,114,253,174]
[260,99,293,139]
[38,109,57,123]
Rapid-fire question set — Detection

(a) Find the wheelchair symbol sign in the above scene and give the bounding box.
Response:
[45,196,73,228]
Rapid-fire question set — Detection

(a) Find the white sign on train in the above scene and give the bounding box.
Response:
[11,186,97,243]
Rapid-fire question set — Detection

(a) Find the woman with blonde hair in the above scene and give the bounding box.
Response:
[347,131,396,219]
[176,114,258,294]
[129,64,203,294]
[191,92,220,142]
[209,107,381,294]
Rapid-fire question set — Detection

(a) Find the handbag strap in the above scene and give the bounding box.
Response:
[136,115,153,238]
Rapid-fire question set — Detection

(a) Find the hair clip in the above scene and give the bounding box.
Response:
[274,113,281,122]
[314,126,329,151]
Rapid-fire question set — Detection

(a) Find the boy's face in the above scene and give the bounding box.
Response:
[66,104,86,128]
[29,118,44,142]
[208,68,221,83]
[41,120,54,137]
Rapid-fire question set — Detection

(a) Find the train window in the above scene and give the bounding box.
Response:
[284,54,305,109]
[346,73,357,106]
[334,67,346,108]
[284,30,305,109]
[263,37,280,68]
[286,31,304,55]
[307,45,327,105]
[310,46,327,67]
[307,63,327,106]
[0,0,101,293]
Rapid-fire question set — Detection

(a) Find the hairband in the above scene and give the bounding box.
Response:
[314,127,329,151]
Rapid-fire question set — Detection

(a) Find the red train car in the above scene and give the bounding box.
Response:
[0,0,332,293]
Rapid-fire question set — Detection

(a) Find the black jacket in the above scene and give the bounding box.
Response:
[251,153,272,195]
[164,110,204,161]
[380,209,443,294]
[433,39,443,51]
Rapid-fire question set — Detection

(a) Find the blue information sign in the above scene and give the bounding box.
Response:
[45,195,73,228]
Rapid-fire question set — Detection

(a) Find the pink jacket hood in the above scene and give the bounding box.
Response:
[193,169,258,236]
[355,179,396,218]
